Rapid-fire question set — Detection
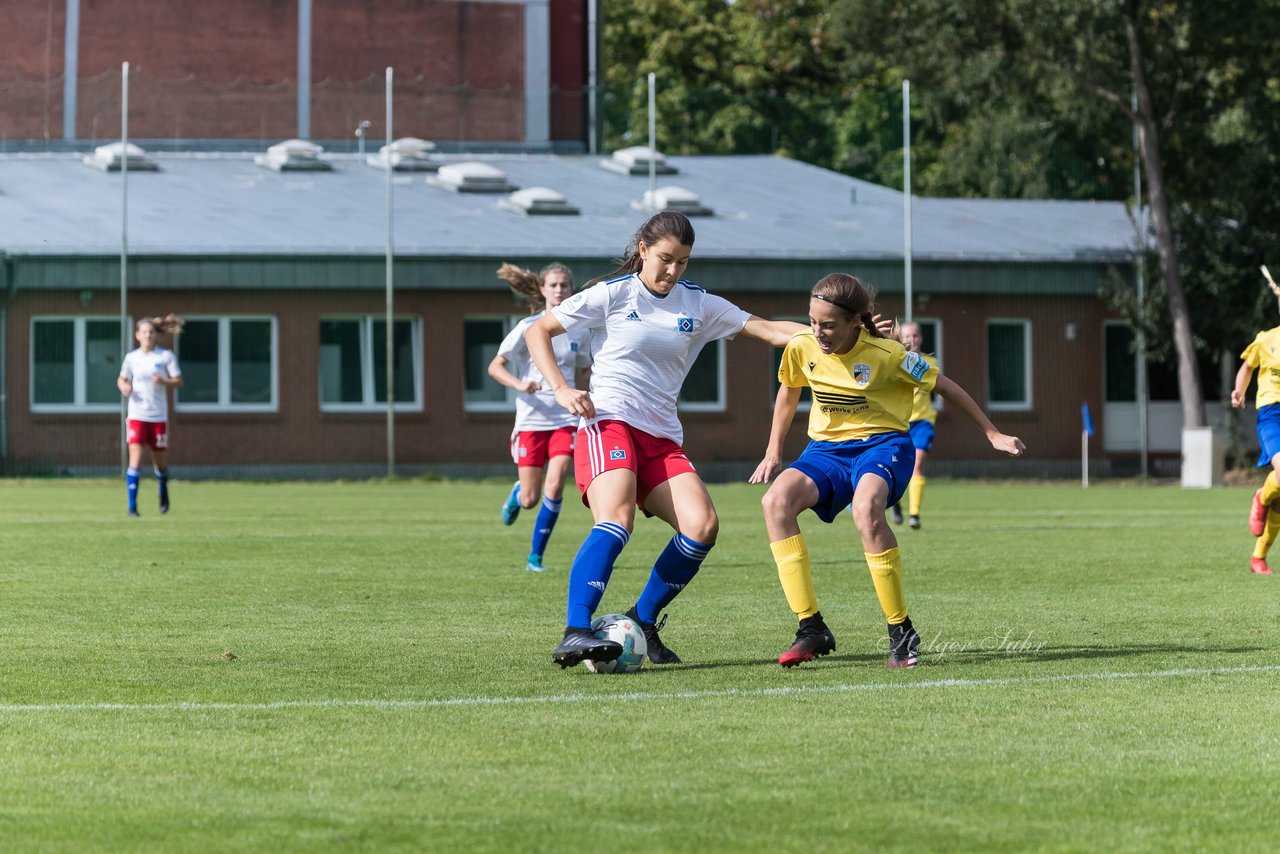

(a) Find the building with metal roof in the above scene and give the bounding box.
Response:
[0,148,1154,478]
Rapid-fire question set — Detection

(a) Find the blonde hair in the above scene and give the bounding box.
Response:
[496,262,575,313]
[137,314,185,334]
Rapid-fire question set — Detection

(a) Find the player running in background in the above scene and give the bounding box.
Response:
[1230,267,1280,575]
[488,263,592,573]
[525,211,807,669]
[889,321,939,529]
[117,315,184,516]
[751,274,1024,669]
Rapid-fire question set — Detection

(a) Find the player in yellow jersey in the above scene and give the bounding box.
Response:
[1230,316,1280,574]
[750,274,1025,669]
[888,321,939,529]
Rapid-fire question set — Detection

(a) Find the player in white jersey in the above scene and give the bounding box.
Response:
[116,316,184,516]
[525,211,808,669]
[488,263,592,572]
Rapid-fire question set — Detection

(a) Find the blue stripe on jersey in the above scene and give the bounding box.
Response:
[677,279,705,292]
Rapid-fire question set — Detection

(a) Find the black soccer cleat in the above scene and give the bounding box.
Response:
[159,493,170,514]
[552,627,622,669]
[779,612,836,668]
[887,618,921,669]
[908,514,921,529]
[890,503,904,525]
[625,606,682,664]
[127,509,141,518]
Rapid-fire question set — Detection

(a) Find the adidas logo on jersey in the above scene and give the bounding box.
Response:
[625,310,641,321]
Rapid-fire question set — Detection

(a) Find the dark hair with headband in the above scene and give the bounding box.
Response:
[810,273,887,339]
[586,211,697,288]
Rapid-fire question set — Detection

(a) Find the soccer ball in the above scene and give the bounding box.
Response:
[583,613,647,674]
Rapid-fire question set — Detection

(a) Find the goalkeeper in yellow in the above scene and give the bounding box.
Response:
[889,321,939,529]
[750,274,1025,668]
[1230,318,1280,575]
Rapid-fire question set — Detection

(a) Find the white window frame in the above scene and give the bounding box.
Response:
[30,315,129,414]
[319,314,424,413]
[986,317,1032,412]
[176,315,279,414]
[464,314,524,413]
[915,316,943,411]
[678,338,727,413]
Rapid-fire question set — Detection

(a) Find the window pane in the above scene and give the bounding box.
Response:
[464,319,508,404]
[230,320,273,404]
[85,320,123,404]
[372,320,417,404]
[180,320,220,405]
[320,320,364,404]
[988,323,1027,404]
[1105,324,1136,402]
[33,321,74,404]
[919,321,939,360]
[679,344,720,404]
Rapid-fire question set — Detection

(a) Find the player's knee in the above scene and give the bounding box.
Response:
[850,498,882,533]
[761,485,799,525]
[686,512,718,545]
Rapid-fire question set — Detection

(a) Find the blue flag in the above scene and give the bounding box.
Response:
[1082,402,1095,437]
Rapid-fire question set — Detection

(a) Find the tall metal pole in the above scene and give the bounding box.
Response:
[63,0,80,141]
[903,80,913,323]
[385,67,396,477]
[119,61,130,473]
[1133,91,1149,478]
[647,73,657,209]
[297,0,312,139]
[587,0,598,154]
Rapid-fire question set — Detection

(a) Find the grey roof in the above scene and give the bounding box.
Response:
[0,151,1137,264]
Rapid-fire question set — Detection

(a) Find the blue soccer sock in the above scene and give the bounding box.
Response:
[565,522,630,629]
[155,467,169,497]
[126,467,140,512]
[633,533,714,624]
[529,496,562,559]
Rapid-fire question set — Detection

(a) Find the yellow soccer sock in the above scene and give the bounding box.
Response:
[770,534,819,619]
[907,475,926,517]
[865,548,907,625]
[1254,509,1280,559]
[1262,471,1280,507]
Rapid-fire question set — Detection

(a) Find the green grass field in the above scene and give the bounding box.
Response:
[2,478,1279,851]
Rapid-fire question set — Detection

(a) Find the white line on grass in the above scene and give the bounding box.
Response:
[2,663,1278,714]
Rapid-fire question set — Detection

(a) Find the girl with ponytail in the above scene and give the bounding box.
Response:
[487,262,591,572]
[751,273,1024,670]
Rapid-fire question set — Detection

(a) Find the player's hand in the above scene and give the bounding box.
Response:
[871,313,897,338]
[520,379,541,394]
[1231,389,1246,409]
[749,454,782,484]
[554,386,595,420]
[993,433,1025,457]
[119,380,132,397]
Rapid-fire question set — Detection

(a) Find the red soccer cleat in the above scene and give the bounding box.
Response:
[1250,490,1268,537]
[1250,557,1273,575]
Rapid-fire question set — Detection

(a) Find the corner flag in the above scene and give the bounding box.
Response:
[1082,402,1095,437]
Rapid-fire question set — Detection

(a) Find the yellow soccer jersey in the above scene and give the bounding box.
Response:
[1242,326,1280,408]
[779,331,939,442]
[909,353,940,424]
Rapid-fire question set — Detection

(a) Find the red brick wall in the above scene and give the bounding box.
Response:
[0,0,575,143]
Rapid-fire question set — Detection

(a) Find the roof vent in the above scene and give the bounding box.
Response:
[255,138,332,172]
[601,145,677,176]
[631,185,713,217]
[82,142,159,172]
[367,136,439,172]
[427,161,517,193]
[499,186,580,216]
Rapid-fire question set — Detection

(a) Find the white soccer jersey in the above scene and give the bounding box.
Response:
[120,346,181,422]
[552,273,750,445]
[499,313,593,432]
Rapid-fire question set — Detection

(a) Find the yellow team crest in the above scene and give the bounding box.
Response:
[852,363,872,388]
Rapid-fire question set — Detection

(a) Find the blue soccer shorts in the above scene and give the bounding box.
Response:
[907,419,935,453]
[786,431,915,523]
[1257,402,1280,467]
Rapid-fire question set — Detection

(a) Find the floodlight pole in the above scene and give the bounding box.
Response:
[120,61,130,474]
[647,73,657,209]
[385,67,396,478]
[903,79,913,324]
[587,0,599,154]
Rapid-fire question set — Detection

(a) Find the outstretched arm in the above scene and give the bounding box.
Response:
[487,353,540,394]
[934,374,1025,456]
[740,317,806,347]
[526,314,595,419]
[749,384,804,484]
[1232,362,1255,409]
